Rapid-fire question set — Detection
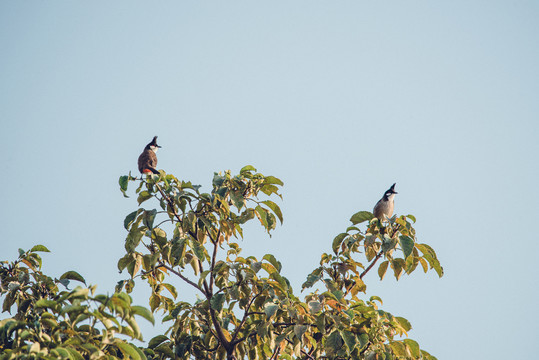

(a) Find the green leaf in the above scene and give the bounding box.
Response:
[210,293,225,312]
[191,239,206,261]
[308,301,322,314]
[326,331,344,355]
[30,245,50,253]
[149,335,170,349]
[391,258,406,280]
[35,299,57,309]
[341,330,357,351]
[404,338,421,357]
[416,243,436,258]
[358,333,369,351]
[378,260,389,280]
[137,191,152,205]
[132,305,155,325]
[154,342,175,357]
[152,228,168,247]
[230,190,245,209]
[399,235,414,259]
[263,254,282,273]
[59,271,86,284]
[294,325,308,341]
[264,175,284,186]
[395,316,412,332]
[124,210,141,230]
[240,165,257,174]
[255,205,270,231]
[143,209,157,230]
[332,233,347,254]
[262,200,284,224]
[406,214,417,223]
[119,175,129,197]
[116,341,142,360]
[264,303,279,319]
[389,341,407,357]
[302,268,322,289]
[350,211,373,225]
[162,283,178,299]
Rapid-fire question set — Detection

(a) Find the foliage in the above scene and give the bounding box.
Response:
[0,246,153,359]
[116,166,443,360]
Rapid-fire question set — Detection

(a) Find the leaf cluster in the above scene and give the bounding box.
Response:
[0,246,153,359]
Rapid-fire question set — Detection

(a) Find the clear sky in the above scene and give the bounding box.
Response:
[1,1,538,359]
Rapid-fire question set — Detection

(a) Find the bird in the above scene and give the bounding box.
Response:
[138,136,161,175]
[373,183,397,221]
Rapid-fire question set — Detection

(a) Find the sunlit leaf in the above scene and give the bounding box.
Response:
[240,165,256,174]
[116,341,142,360]
[262,200,283,224]
[132,305,155,325]
[137,191,152,205]
[395,316,412,332]
[389,341,407,357]
[264,176,284,186]
[259,256,280,276]
[378,260,389,280]
[30,245,50,253]
[404,338,421,357]
[149,335,170,349]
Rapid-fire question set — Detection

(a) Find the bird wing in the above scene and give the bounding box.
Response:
[138,150,158,173]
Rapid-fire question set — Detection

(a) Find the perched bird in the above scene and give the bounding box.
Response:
[138,136,161,175]
[373,183,397,221]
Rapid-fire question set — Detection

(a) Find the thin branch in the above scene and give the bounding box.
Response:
[358,223,402,280]
[246,311,265,316]
[273,322,317,328]
[270,343,281,360]
[157,262,205,295]
[231,291,263,345]
[359,251,383,280]
[284,337,315,360]
[209,230,221,293]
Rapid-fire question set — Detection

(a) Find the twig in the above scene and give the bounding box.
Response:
[231,291,263,345]
[359,251,383,280]
[157,262,204,295]
[209,230,221,293]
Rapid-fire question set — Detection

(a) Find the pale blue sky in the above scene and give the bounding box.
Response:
[1,2,538,359]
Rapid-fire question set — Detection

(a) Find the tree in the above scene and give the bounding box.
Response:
[115,166,443,359]
[0,165,442,359]
[0,246,154,359]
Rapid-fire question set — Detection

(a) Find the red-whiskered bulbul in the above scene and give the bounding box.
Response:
[138,136,161,175]
[373,183,397,221]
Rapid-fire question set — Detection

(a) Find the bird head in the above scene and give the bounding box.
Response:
[147,136,162,152]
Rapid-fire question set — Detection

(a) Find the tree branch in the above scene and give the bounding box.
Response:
[209,230,221,293]
[284,337,315,360]
[157,262,205,295]
[359,250,383,280]
[231,291,263,345]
